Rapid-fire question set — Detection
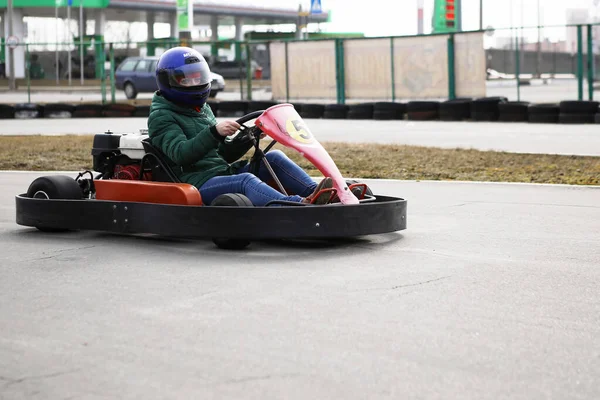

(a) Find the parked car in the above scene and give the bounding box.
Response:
[207,58,262,80]
[115,56,225,100]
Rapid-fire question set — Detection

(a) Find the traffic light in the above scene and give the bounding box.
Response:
[446,0,455,28]
[432,0,460,33]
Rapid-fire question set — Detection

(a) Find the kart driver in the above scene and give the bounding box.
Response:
[147,46,334,206]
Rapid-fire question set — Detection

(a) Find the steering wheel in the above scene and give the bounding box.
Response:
[225,110,266,146]
[230,109,287,194]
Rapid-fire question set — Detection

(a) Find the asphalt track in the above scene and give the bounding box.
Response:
[1,171,600,399]
[2,117,600,156]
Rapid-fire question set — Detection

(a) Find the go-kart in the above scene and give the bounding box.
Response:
[15,103,407,249]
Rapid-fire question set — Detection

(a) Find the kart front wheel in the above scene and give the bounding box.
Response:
[210,193,253,250]
[26,175,83,232]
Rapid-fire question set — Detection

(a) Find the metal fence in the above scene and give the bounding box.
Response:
[1,22,598,105]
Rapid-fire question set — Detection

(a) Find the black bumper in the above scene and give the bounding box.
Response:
[15,194,407,240]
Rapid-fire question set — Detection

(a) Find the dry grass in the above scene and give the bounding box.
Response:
[1,135,599,185]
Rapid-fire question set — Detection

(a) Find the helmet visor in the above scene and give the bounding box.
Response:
[169,62,211,88]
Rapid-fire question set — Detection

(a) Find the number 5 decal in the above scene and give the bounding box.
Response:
[285,118,314,144]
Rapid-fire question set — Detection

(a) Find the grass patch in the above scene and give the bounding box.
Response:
[1,135,599,185]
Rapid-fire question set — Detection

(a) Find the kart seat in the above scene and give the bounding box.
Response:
[140,138,182,183]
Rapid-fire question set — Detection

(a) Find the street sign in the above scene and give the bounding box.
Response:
[310,0,322,14]
[6,36,19,49]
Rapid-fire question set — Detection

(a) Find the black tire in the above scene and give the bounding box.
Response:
[528,103,560,115]
[0,104,15,119]
[498,101,530,122]
[471,111,499,121]
[528,113,559,123]
[407,110,439,120]
[26,175,83,232]
[73,104,103,118]
[345,103,374,120]
[559,100,600,114]
[407,101,439,113]
[407,101,439,120]
[206,101,219,115]
[42,103,75,118]
[498,113,528,122]
[373,106,405,120]
[470,97,507,121]
[373,102,406,117]
[290,103,303,114]
[217,101,249,117]
[498,101,530,114]
[103,103,136,118]
[133,105,151,117]
[323,104,348,119]
[210,193,253,250]
[299,103,325,119]
[14,103,42,119]
[247,101,278,113]
[439,98,472,121]
[558,113,596,124]
[124,82,137,100]
[595,113,600,124]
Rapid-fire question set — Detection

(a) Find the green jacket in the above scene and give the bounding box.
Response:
[147,92,251,188]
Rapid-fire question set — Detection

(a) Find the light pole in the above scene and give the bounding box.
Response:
[536,0,542,78]
[7,0,16,90]
[479,0,483,31]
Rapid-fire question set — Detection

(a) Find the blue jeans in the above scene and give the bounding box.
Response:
[199,150,318,206]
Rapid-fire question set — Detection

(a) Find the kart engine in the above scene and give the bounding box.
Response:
[92,129,151,180]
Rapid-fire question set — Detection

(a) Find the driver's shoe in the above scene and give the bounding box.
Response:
[303,177,334,205]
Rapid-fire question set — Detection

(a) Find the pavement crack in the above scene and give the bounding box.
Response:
[350,275,453,293]
[390,275,453,290]
[2,369,81,388]
[210,374,300,386]
[26,245,96,262]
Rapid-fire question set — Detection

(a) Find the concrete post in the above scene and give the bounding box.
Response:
[4,7,26,80]
[234,16,243,62]
[170,11,178,39]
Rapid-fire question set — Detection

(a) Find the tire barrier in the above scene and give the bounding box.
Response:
[1,98,599,124]
[498,101,530,122]
[217,100,248,117]
[439,98,472,121]
[528,103,560,123]
[558,100,600,124]
[43,103,76,119]
[470,97,508,122]
[372,102,406,120]
[323,104,349,119]
[406,101,439,121]
[14,103,42,119]
[346,103,374,120]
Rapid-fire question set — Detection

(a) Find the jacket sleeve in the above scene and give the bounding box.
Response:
[148,110,222,166]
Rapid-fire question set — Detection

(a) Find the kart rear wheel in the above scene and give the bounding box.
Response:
[26,175,83,232]
[210,193,253,250]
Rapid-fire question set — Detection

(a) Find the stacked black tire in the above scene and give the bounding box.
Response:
[528,103,560,123]
[372,102,405,120]
[558,101,599,124]
[439,98,472,121]
[407,101,439,120]
[470,97,507,121]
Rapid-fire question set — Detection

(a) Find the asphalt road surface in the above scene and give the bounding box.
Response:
[1,172,599,399]
[2,117,599,156]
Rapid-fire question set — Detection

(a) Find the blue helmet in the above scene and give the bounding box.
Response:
[155,47,212,107]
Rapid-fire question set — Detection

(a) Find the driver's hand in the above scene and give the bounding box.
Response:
[216,121,241,137]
